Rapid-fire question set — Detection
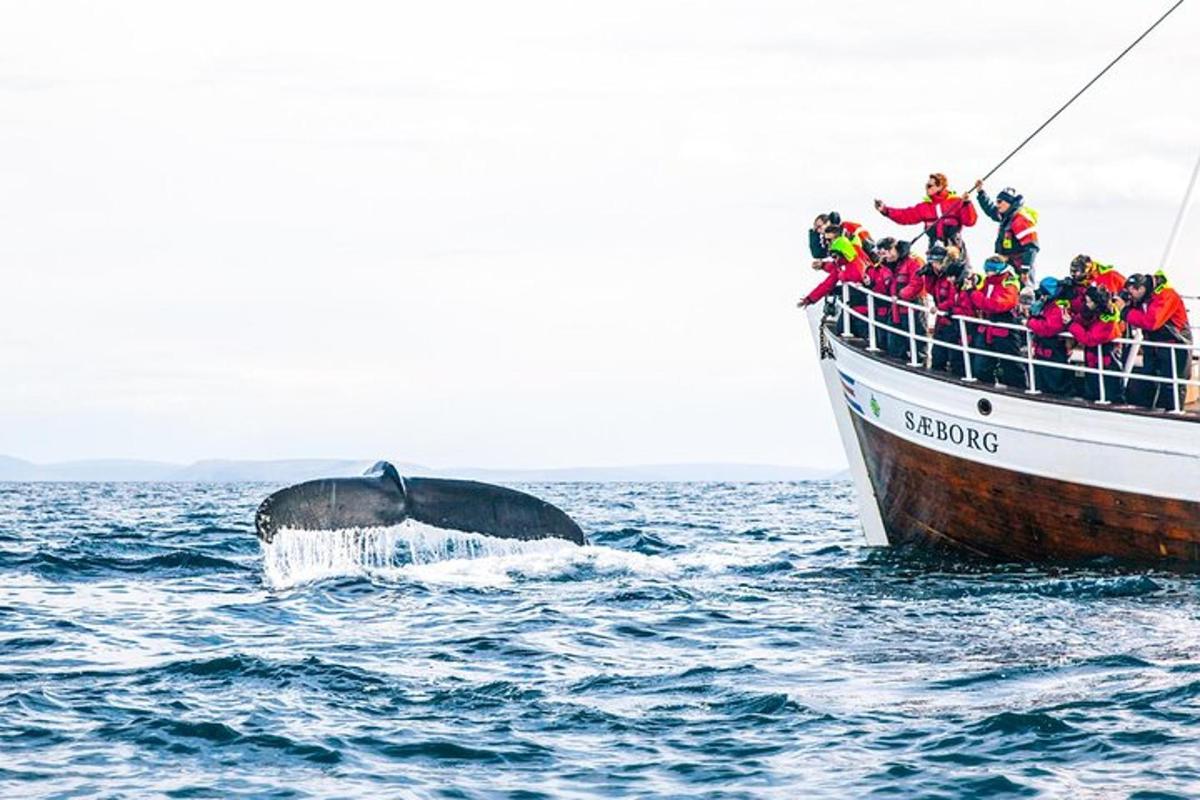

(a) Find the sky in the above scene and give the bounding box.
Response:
[2,1,1198,468]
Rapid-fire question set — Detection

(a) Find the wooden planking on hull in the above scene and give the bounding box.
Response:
[851,414,1200,566]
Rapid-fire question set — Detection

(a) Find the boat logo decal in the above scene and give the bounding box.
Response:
[838,371,864,414]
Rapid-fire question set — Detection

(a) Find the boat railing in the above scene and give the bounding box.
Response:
[830,283,1200,414]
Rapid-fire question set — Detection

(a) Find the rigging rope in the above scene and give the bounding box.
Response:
[906,0,1188,246]
[978,0,1187,186]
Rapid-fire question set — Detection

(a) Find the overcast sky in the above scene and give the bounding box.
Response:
[2,1,1198,468]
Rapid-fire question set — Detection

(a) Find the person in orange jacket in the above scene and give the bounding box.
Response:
[1068,284,1125,403]
[873,173,978,256]
[1071,254,1126,295]
[1065,255,1126,314]
[1123,271,1193,410]
[1026,277,1075,396]
[974,182,1039,285]
[964,256,1027,388]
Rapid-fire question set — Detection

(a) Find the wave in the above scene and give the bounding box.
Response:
[9,549,247,577]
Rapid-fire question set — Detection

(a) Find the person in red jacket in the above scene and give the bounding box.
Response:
[1123,271,1193,410]
[964,256,1026,388]
[1026,277,1075,396]
[798,224,870,336]
[873,173,978,256]
[884,239,927,362]
[860,238,897,350]
[923,243,973,377]
[1069,284,1125,403]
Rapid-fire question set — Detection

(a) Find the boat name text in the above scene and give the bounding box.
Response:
[904,411,998,453]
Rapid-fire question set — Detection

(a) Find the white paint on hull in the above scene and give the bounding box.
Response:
[805,308,889,546]
[810,323,1200,523]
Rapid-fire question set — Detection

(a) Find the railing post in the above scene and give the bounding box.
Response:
[1025,330,1039,395]
[1096,346,1109,405]
[907,306,919,367]
[1170,344,1183,413]
[840,282,851,338]
[867,293,879,352]
[959,317,975,382]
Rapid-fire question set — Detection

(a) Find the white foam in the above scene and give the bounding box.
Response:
[260,521,677,590]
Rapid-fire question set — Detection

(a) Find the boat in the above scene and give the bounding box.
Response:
[805,285,1200,566]
[802,2,1200,566]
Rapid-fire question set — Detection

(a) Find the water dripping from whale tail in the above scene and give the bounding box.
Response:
[259,520,579,590]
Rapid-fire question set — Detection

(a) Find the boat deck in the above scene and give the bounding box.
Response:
[824,320,1200,422]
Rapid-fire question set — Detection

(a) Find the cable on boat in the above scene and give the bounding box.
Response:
[908,0,1189,246]
[1122,147,1200,377]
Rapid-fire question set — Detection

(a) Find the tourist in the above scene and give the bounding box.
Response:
[974,182,1039,285]
[924,244,973,377]
[873,173,977,257]
[886,239,928,361]
[1123,272,1193,410]
[861,237,897,349]
[965,256,1027,389]
[798,224,871,343]
[1025,277,1075,396]
[1069,285,1125,403]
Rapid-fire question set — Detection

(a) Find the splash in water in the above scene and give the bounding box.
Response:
[261,521,585,589]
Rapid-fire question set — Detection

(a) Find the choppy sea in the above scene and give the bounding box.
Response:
[2,481,1199,799]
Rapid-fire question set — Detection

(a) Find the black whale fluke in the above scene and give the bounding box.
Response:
[254,461,585,545]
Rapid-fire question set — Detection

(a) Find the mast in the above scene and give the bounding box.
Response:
[1160,148,1200,288]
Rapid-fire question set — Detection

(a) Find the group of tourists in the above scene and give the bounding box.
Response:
[798,173,1195,411]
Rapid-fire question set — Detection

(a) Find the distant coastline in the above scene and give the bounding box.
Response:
[0,455,848,484]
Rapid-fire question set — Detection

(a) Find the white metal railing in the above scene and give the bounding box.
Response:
[831,283,1200,415]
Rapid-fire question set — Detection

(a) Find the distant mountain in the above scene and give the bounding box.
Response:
[0,456,179,481]
[0,456,840,483]
[171,459,379,483]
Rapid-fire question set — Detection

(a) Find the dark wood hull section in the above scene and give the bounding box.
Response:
[852,415,1200,567]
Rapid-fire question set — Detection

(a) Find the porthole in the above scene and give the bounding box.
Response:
[977,398,993,416]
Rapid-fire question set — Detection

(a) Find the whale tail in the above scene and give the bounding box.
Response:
[254,461,584,545]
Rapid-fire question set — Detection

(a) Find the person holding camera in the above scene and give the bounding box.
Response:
[798,223,871,340]
[922,243,973,376]
[860,237,897,350]
[810,211,873,263]
[964,255,1027,389]
[1123,271,1193,410]
[885,239,928,362]
[1064,254,1126,314]
[1071,254,1126,295]
[1025,277,1076,396]
[1068,284,1125,403]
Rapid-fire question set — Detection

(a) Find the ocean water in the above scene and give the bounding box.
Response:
[2,481,1199,799]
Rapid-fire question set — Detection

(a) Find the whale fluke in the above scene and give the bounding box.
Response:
[254,461,585,545]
